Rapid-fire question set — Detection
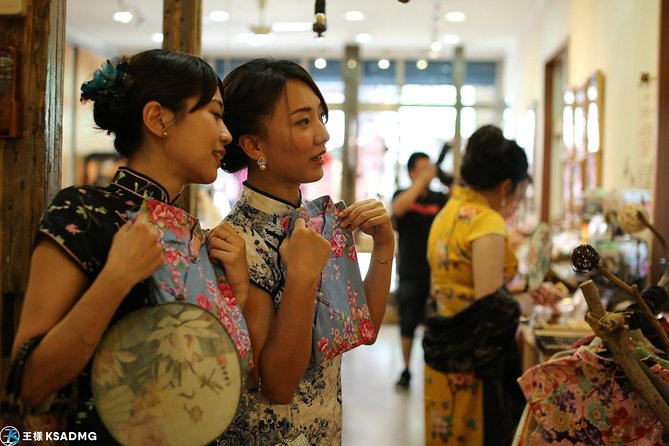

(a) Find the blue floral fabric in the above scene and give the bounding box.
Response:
[130,198,252,373]
[284,195,375,364]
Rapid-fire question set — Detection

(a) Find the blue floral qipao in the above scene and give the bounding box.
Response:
[218,183,343,446]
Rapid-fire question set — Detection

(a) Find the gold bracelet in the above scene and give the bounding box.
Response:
[372,254,394,264]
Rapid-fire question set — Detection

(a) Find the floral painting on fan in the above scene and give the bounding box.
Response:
[283,195,376,364]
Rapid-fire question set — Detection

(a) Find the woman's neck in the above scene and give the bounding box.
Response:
[246,173,301,207]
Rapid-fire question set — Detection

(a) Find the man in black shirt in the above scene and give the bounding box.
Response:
[391,152,449,389]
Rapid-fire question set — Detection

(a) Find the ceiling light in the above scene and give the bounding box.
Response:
[236,32,276,47]
[209,10,230,22]
[272,22,311,32]
[430,40,443,52]
[442,34,460,44]
[314,58,327,69]
[416,59,428,70]
[378,59,390,69]
[355,33,371,43]
[112,11,133,24]
[151,33,163,43]
[445,11,466,22]
[345,11,365,21]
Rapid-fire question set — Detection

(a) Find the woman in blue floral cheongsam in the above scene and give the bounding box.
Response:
[214,59,395,445]
[11,49,249,445]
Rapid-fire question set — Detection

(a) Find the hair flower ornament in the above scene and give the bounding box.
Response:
[80,56,131,102]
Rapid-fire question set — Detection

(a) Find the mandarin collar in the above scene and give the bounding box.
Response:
[111,167,176,204]
[454,186,490,207]
[241,181,301,216]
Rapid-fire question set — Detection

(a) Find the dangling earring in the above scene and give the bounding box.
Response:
[501,196,507,207]
[257,157,267,171]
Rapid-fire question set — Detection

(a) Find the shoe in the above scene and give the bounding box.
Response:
[395,369,411,389]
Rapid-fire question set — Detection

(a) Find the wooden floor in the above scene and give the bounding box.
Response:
[342,323,425,446]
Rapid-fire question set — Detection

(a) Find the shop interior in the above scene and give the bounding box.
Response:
[1,0,668,444]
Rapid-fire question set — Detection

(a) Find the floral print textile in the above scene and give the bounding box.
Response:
[37,167,184,444]
[218,183,343,446]
[283,195,375,364]
[518,346,669,445]
[133,198,252,372]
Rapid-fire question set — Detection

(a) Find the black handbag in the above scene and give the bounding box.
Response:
[0,335,75,445]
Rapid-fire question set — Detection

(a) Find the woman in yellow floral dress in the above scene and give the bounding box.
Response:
[424,125,532,446]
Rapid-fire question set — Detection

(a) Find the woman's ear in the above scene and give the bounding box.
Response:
[500,178,513,197]
[238,135,263,161]
[143,101,175,138]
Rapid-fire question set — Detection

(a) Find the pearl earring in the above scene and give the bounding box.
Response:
[162,131,167,137]
[257,157,267,171]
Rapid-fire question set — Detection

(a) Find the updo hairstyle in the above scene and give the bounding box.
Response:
[221,58,328,173]
[80,49,222,158]
[460,125,530,193]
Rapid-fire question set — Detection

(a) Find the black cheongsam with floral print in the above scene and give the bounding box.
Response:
[37,167,179,445]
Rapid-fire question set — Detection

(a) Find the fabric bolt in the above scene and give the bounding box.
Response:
[283,195,375,364]
[219,182,343,446]
[518,346,669,445]
[424,186,521,446]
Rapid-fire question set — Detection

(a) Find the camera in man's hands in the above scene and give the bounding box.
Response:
[436,142,454,187]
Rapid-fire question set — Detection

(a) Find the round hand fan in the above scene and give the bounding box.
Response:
[527,222,552,290]
[92,302,242,446]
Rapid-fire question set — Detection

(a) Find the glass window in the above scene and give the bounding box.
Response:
[309,59,343,82]
[362,60,396,84]
[404,60,452,84]
[465,61,497,85]
[400,84,456,105]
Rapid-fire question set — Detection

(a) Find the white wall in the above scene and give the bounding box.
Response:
[505,0,660,220]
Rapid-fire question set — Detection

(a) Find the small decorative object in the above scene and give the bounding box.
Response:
[571,244,669,356]
[619,203,649,234]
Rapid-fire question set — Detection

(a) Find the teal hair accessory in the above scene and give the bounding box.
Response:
[80,57,130,102]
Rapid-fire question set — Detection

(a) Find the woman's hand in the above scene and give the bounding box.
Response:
[339,199,395,248]
[104,211,163,290]
[529,281,566,313]
[279,217,331,285]
[207,222,249,306]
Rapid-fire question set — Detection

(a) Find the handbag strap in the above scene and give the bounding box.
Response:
[4,335,44,402]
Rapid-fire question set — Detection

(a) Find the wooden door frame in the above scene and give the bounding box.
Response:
[651,0,669,283]
[541,45,568,223]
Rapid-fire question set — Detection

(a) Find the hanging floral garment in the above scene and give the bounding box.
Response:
[518,346,669,445]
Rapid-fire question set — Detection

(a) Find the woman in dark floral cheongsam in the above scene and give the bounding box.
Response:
[215,59,395,446]
[11,49,249,444]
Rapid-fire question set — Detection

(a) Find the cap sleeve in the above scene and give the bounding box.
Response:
[38,186,114,278]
